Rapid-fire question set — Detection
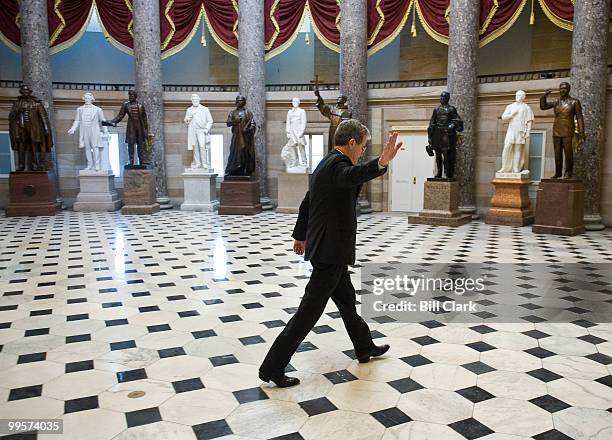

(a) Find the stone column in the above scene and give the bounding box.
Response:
[132,0,171,209]
[446,0,479,218]
[238,0,271,208]
[340,0,371,213]
[570,0,610,230]
[20,0,62,206]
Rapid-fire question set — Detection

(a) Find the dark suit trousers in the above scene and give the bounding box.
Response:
[553,136,573,177]
[259,261,376,376]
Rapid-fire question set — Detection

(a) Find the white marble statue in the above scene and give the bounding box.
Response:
[281,97,308,172]
[68,92,109,172]
[184,94,214,170]
[497,90,534,175]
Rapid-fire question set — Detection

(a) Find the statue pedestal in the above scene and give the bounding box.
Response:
[485,176,534,226]
[181,169,218,212]
[408,179,471,226]
[74,170,122,212]
[6,171,56,217]
[277,172,309,214]
[121,168,160,215]
[219,176,262,215]
[532,179,584,235]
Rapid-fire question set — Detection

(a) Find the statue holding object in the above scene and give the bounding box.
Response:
[539,82,584,179]
[103,90,151,167]
[9,85,53,172]
[313,78,352,152]
[68,92,109,172]
[427,91,463,179]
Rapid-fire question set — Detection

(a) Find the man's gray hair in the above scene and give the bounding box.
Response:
[334,119,370,147]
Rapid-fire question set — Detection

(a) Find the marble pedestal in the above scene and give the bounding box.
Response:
[6,171,56,217]
[408,179,471,226]
[122,168,160,215]
[277,172,309,214]
[181,169,218,212]
[74,170,122,212]
[533,179,584,235]
[485,174,534,226]
[219,176,262,215]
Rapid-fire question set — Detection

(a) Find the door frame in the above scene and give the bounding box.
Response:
[388,125,429,212]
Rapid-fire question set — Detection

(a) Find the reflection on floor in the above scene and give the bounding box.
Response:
[0,211,610,440]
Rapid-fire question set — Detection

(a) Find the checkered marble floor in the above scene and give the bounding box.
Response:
[0,210,611,440]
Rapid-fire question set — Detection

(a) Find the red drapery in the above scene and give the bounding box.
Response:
[415,0,528,47]
[1,0,607,59]
[0,0,94,54]
[265,0,308,58]
[537,0,573,30]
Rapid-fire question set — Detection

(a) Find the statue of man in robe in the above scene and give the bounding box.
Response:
[68,92,109,172]
[103,90,149,167]
[427,91,463,179]
[184,94,214,170]
[539,82,584,179]
[281,97,308,171]
[497,90,534,175]
[314,88,352,152]
[9,85,53,172]
[225,95,256,176]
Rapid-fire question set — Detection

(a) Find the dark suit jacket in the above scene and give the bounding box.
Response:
[292,150,387,265]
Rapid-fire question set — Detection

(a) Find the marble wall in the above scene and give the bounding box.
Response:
[1,75,611,225]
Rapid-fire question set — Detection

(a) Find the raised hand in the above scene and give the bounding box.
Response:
[378,132,404,168]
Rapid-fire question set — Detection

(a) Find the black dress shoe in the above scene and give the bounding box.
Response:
[259,371,300,388]
[357,344,390,363]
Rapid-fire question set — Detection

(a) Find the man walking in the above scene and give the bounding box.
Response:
[259,119,403,387]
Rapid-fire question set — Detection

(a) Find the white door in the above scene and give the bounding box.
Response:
[390,132,433,212]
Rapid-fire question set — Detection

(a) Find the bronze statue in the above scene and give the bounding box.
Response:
[9,85,53,172]
[103,90,150,167]
[225,95,256,176]
[540,82,584,179]
[314,88,352,152]
[427,91,463,179]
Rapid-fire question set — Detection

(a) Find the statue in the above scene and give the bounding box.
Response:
[539,82,584,179]
[8,85,53,172]
[225,95,256,176]
[281,97,308,172]
[103,90,150,167]
[427,91,463,179]
[184,94,214,170]
[67,92,109,172]
[497,90,534,175]
[314,88,352,152]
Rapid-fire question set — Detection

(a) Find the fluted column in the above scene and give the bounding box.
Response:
[570,0,610,230]
[132,0,170,208]
[447,0,479,218]
[238,0,270,208]
[20,0,62,206]
[340,0,371,213]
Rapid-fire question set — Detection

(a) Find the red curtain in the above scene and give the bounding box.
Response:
[308,0,340,49]
[415,0,527,46]
[0,0,20,50]
[202,0,238,54]
[368,0,413,54]
[159,0,203,56]
[538,0,573,29]
[48,0,95,52]
[265,0,308,57]
[95,0,133,53]
[0,0,93,52]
